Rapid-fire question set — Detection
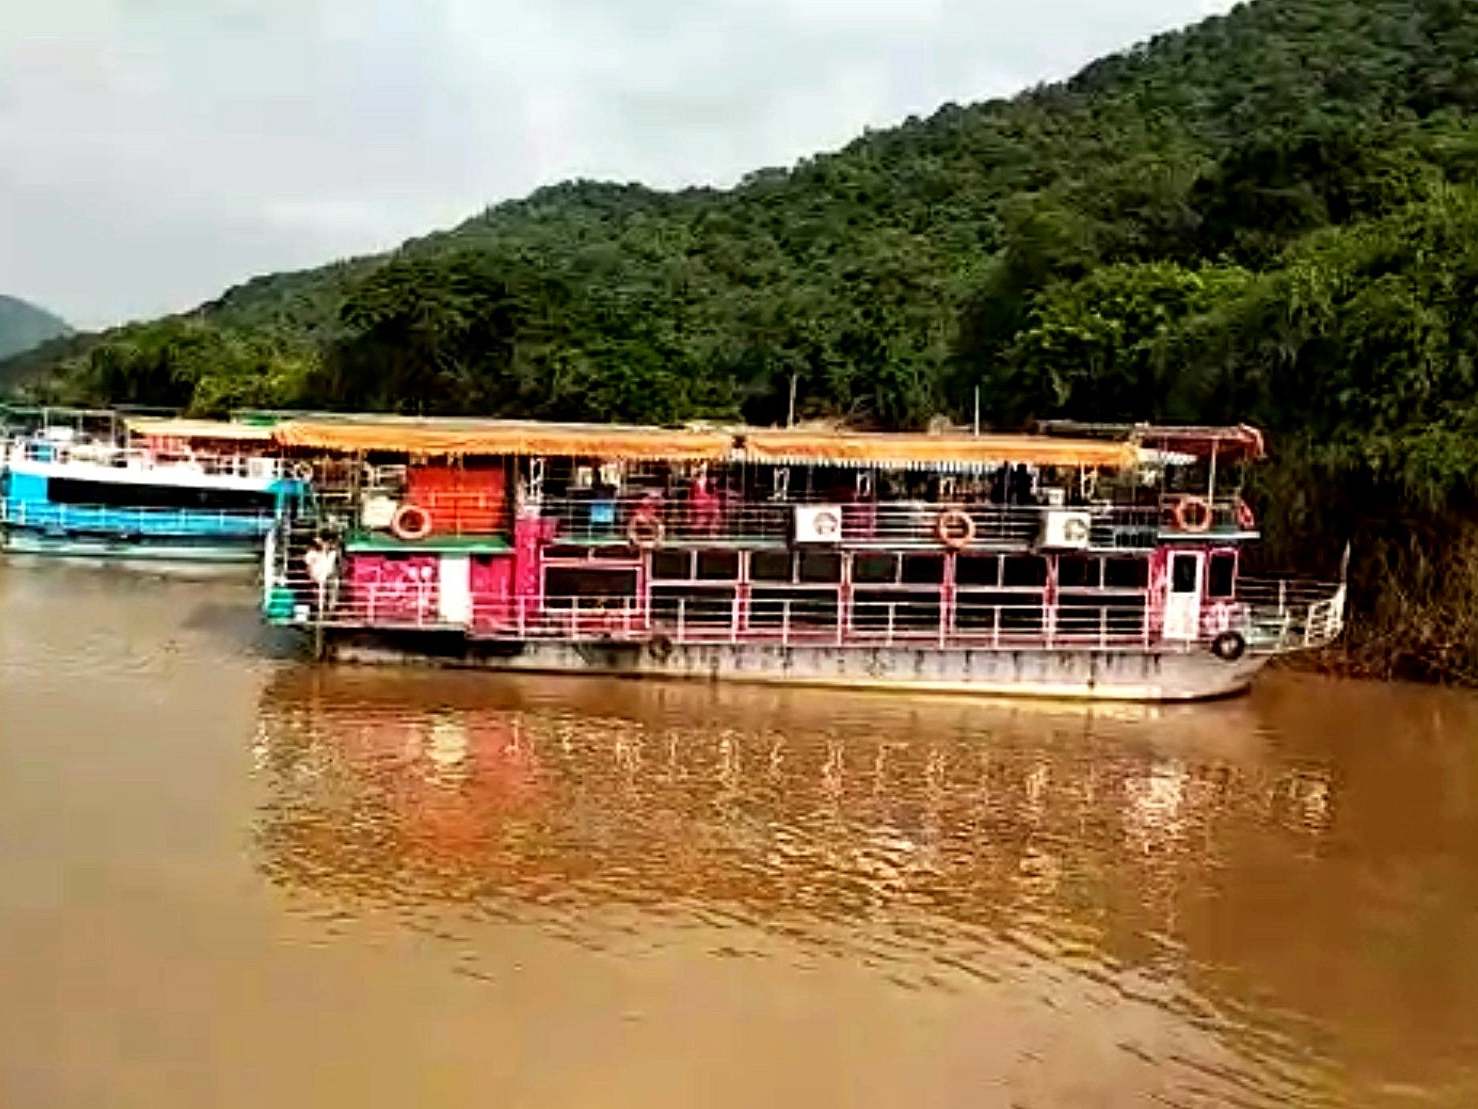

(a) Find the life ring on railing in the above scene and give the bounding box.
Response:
[934,508,977,549]
[1235,498,1257,531]
[647,633,675,662]
[1172,496,1213,533]
[391,503,433,541]
[627,514,665,549]
[1210,630,1247,662]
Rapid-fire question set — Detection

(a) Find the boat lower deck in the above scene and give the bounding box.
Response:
[2,527,262,564]
[319,629,1267,702]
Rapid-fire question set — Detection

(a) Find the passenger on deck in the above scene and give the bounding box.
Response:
[689,473,721,535]
[1009,463,1035,506]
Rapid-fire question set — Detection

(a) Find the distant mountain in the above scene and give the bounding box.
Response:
[0,295,71,361]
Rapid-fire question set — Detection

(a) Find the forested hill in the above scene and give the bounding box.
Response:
[0,296,71,361]
[9,0,1478,679]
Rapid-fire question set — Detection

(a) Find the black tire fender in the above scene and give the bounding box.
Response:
[1211,630,1247,662]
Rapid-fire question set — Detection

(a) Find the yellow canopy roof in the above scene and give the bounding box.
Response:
[126,417,275,443]
[739,429,1139,470]
[269,415,1143,469]
[272,416,733,461]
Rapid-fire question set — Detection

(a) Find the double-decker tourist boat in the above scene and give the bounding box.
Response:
[258,414,1346,701]
[0,409,303,563]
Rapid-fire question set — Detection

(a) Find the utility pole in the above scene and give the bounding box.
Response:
[788,374,798,428]
[973,386,981,436]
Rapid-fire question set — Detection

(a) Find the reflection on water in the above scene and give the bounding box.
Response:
[252,669,1478,1106]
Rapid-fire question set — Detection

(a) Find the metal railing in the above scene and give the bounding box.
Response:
[1239,576,1347,652]
[5,438,284,481]
[526,495,1251,550]
[264,566,1345,657]
[2,499,276,538]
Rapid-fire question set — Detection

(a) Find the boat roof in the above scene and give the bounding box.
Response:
[1038,421,1266,461]
[272,416,733,461]
[126,417,276,443]
[268,414,1144,469]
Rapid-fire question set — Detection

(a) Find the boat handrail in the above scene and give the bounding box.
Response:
[5,437,283,480]
[262,564,1344,656]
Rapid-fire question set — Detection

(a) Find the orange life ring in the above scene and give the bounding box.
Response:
[627,513,665,549]
[391,503,433,541]
[1236,498,1257,531]
[1173,496,1213,533]
[935,508,977,549]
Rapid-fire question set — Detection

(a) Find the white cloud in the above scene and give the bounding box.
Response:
[0,0,1236,329]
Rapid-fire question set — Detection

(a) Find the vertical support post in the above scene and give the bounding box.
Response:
[782,598,791,647]
[886,602,895,647]
[678,597,687,644]
[313,580,326,661]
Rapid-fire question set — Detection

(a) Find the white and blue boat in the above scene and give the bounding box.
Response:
[1,416,305,564]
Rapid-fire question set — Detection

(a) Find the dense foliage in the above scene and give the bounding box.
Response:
[8,0,1478,679]
[0,295,71,361]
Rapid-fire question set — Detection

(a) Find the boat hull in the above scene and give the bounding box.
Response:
[1,528,261,565]
[317,631,1268,702]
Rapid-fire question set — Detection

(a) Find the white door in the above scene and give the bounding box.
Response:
[438,555,473,626]
[1163,551,1204,642]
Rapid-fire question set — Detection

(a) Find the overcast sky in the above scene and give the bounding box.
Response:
[1,0,1236,329]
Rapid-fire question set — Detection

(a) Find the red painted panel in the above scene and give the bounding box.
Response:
[470,553,515,630]
[347,554,440,622]
[405,464,507,535]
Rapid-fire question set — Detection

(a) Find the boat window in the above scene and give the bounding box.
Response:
[798,551,843,584]
[652,586,736,626]
[1002,555,1048,589]
[1171,554,1200,594]
[750,551,794,583]
[544,567,639,604]
[851,553,898,585]
[901,554,945,585]
[1207,552,1237,598]
[651,550,691,580]
[748,587,838,628]
[696,549,741,581]
[1104,556,1150,589]
[1057,555,1101,589]
[955,553,1000,588]
[46,477,275,512]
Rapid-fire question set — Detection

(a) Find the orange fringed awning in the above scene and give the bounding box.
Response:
[739,430,1140,471]
[271,416,733,461]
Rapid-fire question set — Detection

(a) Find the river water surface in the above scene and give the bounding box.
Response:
[2,562,1477,1107]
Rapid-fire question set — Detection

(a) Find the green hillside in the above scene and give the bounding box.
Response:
[0,295,71,362]
[9,0,1478,680]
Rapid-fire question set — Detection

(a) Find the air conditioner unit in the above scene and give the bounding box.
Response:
[1039,509,1092,550]
[794,504,844,544]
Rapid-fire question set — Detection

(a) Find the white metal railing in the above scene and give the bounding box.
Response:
[1239,576,1347,652]
[5,438,284,481]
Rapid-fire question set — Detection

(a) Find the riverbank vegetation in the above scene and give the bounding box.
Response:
[6,0,1478,681]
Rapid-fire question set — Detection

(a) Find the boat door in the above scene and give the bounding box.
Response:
[1162,550,1204,642]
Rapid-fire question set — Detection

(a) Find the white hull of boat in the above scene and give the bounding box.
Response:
[318,632,1268,703]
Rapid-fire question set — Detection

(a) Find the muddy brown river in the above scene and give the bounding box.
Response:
[2,561,1476,1107]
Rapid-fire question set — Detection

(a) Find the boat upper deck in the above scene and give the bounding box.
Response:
[265,415,1265,553]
